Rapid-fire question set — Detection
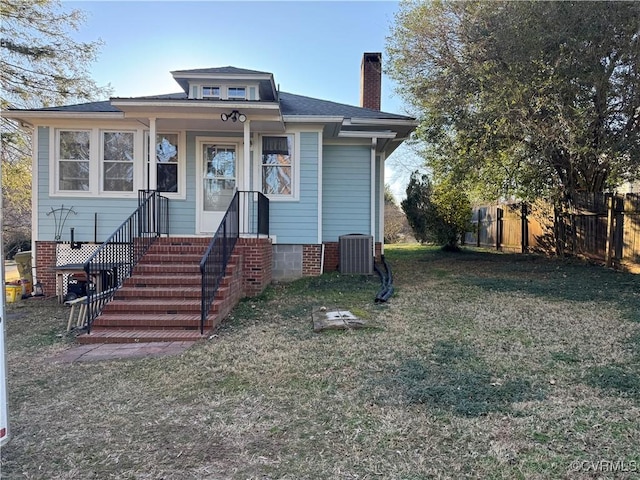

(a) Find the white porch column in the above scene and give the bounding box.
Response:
[148,117,157,190]
[243,120,251,190]
[242,120,251,233]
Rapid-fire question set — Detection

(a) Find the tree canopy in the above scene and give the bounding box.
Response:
[1,0,108,256]
[387,1,640,203]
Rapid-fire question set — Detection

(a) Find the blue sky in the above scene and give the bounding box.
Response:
[66,0,423,196]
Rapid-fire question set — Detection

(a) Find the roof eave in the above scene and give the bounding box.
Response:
[2,111,125,124]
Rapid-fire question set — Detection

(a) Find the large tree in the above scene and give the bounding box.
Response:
[387,1,640,203]
[1,0,108,256]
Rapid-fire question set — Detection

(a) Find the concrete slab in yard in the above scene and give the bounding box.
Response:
[312,306,367,332]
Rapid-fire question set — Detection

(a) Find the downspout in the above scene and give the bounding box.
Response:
[370,138,377,259]
[378,151,386,255]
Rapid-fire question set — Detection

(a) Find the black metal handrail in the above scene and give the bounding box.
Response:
[238,190,270,237]
[83,190,169,332]
[200,192,240,334]
[199,191,270,334]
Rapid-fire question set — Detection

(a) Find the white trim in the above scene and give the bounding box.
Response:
[195,136,244,235]
[148,118,157,190]
[3,111,124,121]
[282,115,344,123]
[370,138,376,246]
[145,131,186,200]
[243,121,251,191]
[345,117,419,127]
[338,131,397,139]
[111,99,280,111]
[317,131,323,244]
[255,132,300,202]
[48,126,146,199]
[171,71,274,81]
[99,130,137,195]
[32,128,39,246]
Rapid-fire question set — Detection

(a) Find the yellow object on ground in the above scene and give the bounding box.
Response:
[5,285,21,303]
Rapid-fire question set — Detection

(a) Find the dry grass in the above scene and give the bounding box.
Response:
[2,245,640,479]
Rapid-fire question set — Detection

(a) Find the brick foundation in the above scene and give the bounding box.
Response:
[322,242,340,273]
[35,241,57,298]
[238,237,273,297]
[302,245,322,276]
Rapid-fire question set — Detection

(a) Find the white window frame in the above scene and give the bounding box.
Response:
[202,86,221,99]
[54,129,92,194]
[145,131,186,200]
[100,130,135,194]
[227,86,247,100]
[50,126,143,198]
[256,132,299,201]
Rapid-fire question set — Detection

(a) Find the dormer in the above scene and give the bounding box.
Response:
[170,67,278,102]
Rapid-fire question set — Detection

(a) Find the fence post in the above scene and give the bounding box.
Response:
[477,208,482,247]
[605,194,615,267]
[521,203,529,253]
[496,207,503,250]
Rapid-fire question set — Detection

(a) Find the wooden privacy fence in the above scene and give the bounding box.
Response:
[465,193,640,272]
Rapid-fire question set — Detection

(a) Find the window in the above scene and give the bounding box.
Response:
[58,130,90,191]
[155,134,179,193]
[202,86,220,98]
[261,136,292,196]
[102,132,134,192]
[227,87,246,100]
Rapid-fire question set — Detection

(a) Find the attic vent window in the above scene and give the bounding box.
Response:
[202,86,220,98]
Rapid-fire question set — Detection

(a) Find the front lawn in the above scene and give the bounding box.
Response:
[2,245,639,479]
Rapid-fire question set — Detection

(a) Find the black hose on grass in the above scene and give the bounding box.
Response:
[374,255,394,303]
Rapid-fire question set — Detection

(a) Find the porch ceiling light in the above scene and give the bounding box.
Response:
[221,110,246,123]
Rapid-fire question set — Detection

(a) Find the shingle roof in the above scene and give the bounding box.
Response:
[11,91,413,121]
[279,92,412,120]
[171,66,272,76]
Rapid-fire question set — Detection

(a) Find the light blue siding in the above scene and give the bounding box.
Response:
[36,127,138,241]
[36,126,374,245]
[322,144,371,242]
[269,132,319,244]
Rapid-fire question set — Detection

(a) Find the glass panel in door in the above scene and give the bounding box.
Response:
[203,145,236,211]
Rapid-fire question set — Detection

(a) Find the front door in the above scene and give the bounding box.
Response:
[198,143,238,233]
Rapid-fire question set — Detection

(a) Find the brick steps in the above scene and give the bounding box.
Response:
[77,237,236,345]
[78,329,207,344]
[91,313,211,329]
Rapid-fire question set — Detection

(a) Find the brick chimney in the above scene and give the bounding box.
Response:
[360,52,382,111]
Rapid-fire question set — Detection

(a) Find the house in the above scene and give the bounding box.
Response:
[4,53,417,343]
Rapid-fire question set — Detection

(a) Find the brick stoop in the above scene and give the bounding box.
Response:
[76,237,241,345]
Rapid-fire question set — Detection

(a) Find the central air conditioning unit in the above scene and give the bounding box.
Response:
[339,234,374,275]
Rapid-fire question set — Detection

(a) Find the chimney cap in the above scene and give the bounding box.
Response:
[363,52,382,62]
